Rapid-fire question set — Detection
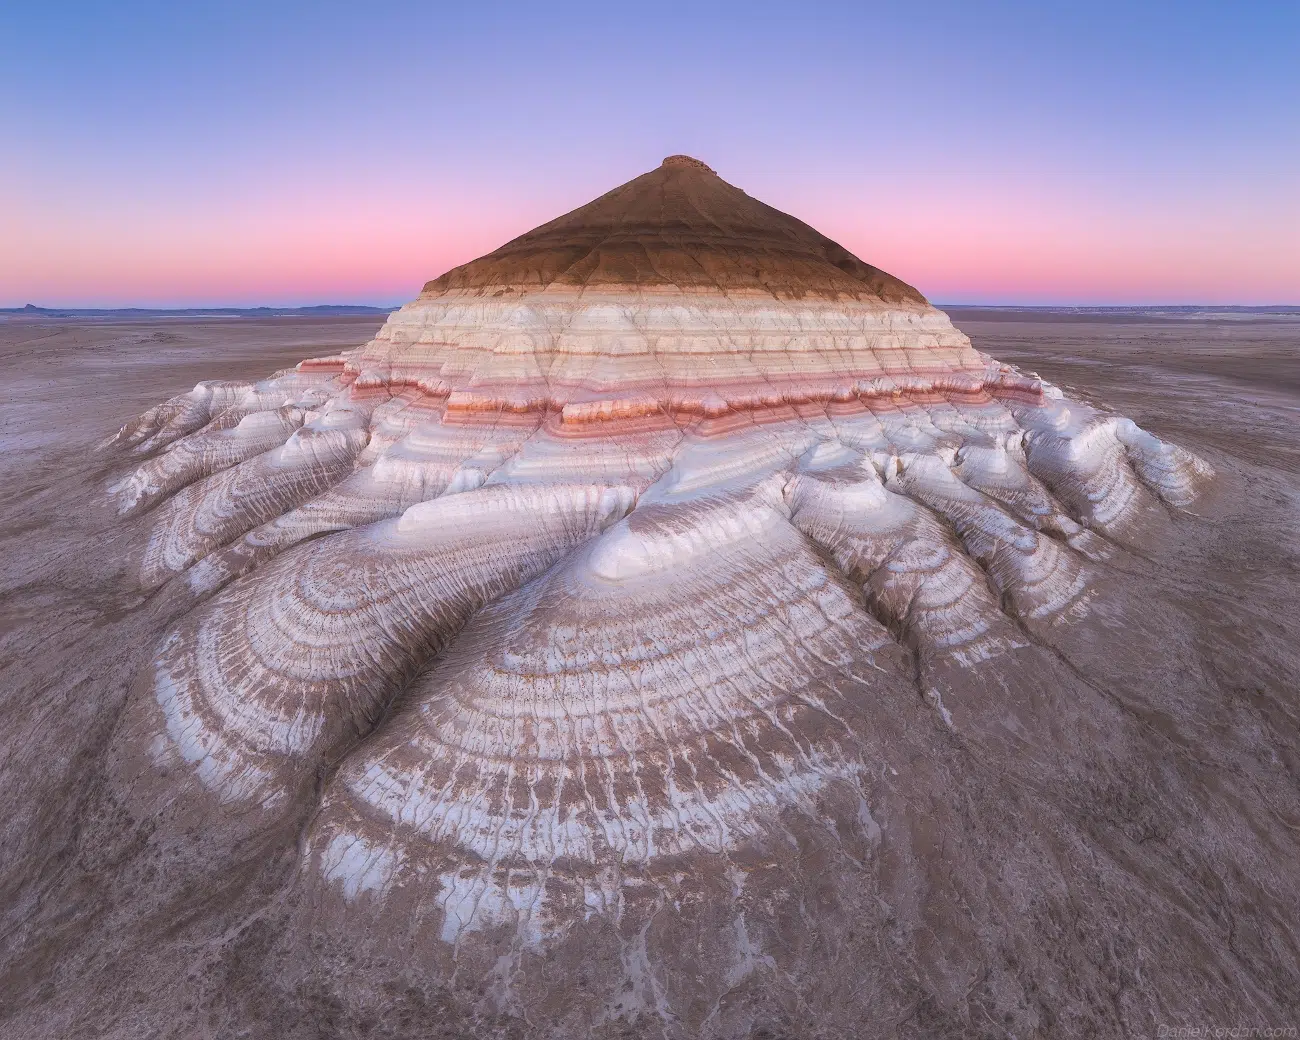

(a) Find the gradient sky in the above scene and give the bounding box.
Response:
[3,0,1297,307]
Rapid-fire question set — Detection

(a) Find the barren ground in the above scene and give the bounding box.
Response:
[1,310,1297,1039]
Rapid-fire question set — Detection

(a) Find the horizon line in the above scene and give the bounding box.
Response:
[5,301,1300,314]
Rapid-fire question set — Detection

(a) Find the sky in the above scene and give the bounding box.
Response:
[2,0,1297,307]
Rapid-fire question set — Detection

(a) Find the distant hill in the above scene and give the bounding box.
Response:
[1,303,397,318]
[940,304,1300,323]
[938,304,1300,311]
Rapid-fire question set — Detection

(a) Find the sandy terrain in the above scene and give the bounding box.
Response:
[0,310,1297,1038]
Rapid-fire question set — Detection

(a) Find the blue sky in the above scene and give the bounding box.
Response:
[3,1,1297,305]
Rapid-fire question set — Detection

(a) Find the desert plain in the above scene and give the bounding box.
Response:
[0,307,1297,1038]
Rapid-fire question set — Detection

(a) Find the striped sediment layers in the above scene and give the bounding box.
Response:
[104,155,1213,944]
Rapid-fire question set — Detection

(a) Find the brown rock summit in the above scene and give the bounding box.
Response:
[659,154,716,172]
[422,155,925,302]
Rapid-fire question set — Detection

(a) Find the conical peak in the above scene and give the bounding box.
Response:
[422,159,925,304]
[660,154,716,173]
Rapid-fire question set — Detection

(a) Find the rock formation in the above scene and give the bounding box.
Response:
[93,157,1229,1035]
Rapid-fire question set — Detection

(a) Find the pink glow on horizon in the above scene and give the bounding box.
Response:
[2,176,535,307]
[786,178,1300,306]
[5,169,1297,308]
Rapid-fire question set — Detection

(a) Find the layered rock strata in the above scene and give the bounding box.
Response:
[104,156,1213,951]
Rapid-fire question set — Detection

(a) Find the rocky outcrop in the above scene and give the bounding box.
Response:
[88,158,1230,1037]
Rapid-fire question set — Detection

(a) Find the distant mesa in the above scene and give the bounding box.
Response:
[100,157,1212,970]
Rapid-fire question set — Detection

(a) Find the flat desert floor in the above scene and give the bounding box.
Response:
[1,310,1297,1038]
